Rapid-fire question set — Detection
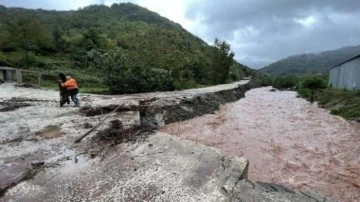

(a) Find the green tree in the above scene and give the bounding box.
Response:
[53,25,65,51]
[0,24,7,48]
[0,4,253,90]
[211,38,235,84]
[89,48,175,94]
[302,76,327,102]
[4,11,52,66]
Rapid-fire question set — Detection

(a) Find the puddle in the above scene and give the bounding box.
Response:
[59,154,91,175]
[35,125,62,139]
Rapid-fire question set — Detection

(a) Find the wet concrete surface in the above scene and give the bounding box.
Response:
[0,83,142,198]
[1,133,249,202]
[161,87,360,201]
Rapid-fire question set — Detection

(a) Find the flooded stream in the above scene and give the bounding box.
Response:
[161,87,360,201]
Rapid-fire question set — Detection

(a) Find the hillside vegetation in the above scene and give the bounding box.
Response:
[259,45,360,76]
[0,3,253,93]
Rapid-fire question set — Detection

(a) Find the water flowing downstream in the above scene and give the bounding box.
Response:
[161,87,360,201]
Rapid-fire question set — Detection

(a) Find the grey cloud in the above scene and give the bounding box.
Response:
[0,0,57,9]
[0,0,109,10]
[186,0,360,68]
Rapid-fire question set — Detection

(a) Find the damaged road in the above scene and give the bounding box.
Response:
[0,81,335,201]
[0,81,252,201]
[1,132,249,201]
[0,83,142,198]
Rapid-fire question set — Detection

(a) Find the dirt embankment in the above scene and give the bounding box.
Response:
[79,79,259,127]
[139,80,258,127]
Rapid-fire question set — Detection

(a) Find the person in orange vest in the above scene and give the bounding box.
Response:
[61,76,80,107]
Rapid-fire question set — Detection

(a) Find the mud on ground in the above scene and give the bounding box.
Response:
[0,83,141,197]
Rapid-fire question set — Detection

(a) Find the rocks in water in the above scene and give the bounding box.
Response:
[300,190,327,202]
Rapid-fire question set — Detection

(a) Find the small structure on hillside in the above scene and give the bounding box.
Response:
[0,67,18,82]
[329,55,360,90]
[0,67,26,84]
[0,67,52,86]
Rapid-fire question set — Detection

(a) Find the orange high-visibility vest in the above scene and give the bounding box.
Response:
[62,78,78,90]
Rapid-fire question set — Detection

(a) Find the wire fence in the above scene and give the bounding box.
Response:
[1,67,106,94]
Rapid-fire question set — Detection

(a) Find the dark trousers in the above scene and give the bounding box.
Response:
[59,86,70,107]
[68,88,80,106]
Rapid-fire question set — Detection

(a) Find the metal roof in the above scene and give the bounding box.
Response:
[330,54,360,69]
[0,66,16,70]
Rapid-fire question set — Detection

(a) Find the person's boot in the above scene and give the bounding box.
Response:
[74,100,80,107]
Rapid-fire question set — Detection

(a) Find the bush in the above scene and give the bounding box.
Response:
[89,48,175,94]
[106,67,175,94]
[302,76,327,90]
[254,74,273,86]
[22,71,39,84]
[296,75,328,102]
[272,75,299,89]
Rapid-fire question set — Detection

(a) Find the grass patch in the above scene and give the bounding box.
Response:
[304,88,360,120]
[315,89,360,120]
[80,87,109,94]
[20,67,109,94]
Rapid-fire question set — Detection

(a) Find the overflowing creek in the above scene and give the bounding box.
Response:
[161,87,360,201]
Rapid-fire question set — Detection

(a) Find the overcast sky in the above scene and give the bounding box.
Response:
[1,0,360,68]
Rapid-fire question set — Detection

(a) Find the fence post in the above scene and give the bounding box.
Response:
[16,69,22,84]
[38,72,42,87]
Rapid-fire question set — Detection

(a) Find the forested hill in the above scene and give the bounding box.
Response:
[259,45,360,76]
[0,3,253,93]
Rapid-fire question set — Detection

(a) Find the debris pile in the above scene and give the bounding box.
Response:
[92,120,157,145]
[79,104,137,116]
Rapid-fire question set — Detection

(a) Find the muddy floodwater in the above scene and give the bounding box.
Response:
[161,87,360,201]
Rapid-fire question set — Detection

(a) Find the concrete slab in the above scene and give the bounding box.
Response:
[2,132,249,201]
